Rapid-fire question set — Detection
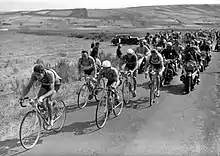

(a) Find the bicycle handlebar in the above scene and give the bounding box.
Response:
[19,97,33,108]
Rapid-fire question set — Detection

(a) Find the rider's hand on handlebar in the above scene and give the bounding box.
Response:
[18,97,26,107]
[78,76,82,81]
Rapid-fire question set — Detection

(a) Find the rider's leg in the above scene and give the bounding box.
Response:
[132,70,137,97]
[111,80,120,104]
[47,84,61,127]
[37,87,48,111]
[139,57,146,73]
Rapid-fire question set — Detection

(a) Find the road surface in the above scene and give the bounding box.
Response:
[1,51,220,156]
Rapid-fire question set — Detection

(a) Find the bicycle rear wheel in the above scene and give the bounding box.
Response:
[19,110,41,150]
[95,96,108,129]
[77,84,90,109]
[122,80,132,104]
[52,100,66,132]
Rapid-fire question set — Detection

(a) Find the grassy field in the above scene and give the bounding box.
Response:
[0,4,219,141]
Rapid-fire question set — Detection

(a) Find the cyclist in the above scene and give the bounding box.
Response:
[78,50,97,80]
[78,50,97,99]
[144,49,165,97]
[135,40,151,74]
[19,64,62,129]
[95,60,121,113]
[120,48,138,97]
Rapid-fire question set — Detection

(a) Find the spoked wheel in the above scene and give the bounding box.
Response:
[122,80,132,104]
[52,100,66,132]
[185,75,191,94]
[77,84,90,109]
[95,96,108,129]
[94,79,105,102]
[149,81,156,106]
[113,89,124,117]
[19,110,41,150]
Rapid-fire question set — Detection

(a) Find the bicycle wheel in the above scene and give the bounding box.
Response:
[52,100,66,132]
[95,79,105,102]
[77,84,90,109]
[95,96,108,129]
[19,110,41,150]
[149,81,155,106]
[113,89,124,117]
[122,80,132,104]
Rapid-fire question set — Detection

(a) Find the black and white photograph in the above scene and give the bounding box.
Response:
[0,0,220,155]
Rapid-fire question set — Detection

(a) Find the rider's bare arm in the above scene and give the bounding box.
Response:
[95,69,103,86]
[20,74,36,99]
[77,58,83,74]
[143,55,151,72]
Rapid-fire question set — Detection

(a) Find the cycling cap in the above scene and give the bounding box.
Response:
[33,64,45,73]
[127,48,134,54]
[102,60,111,68]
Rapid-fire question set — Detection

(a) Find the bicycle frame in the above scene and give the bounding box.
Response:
[103,86,119,110]
[120,71,133,88]
[22,97,52,126]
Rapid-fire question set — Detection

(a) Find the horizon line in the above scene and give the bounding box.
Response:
[1,3,220,12]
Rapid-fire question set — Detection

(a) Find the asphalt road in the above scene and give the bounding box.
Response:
[2,51,220,156]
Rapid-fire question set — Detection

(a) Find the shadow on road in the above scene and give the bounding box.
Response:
[60,120,98,135]
[0,137,43,156]
[137,81,150,90]
[66,101,98,113]
[125,96,151,110]
[161,84,185,95]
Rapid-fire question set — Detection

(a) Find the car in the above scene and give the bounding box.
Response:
[111,34,140,46]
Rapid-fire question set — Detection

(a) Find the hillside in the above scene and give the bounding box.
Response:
[0,4,220,36]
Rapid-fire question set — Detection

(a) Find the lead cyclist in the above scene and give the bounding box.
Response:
[144,49,165,97]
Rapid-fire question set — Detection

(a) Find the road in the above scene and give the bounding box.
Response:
[2,51,220,156]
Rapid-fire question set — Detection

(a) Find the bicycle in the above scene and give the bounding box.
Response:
[77,73,105,109]
[120,70,135,104]
[95,85,123,129]
[19,97,66,150]
[146,68,158,106]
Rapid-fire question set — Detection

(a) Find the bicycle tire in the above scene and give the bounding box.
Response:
[19,110,41,150]
[95,96,108,129]
[149,81,155,106]
[94,79,105,102]
[52,100,66,132]
[122,80,131,104]
[77,83,90,109]
[113,89,124,117]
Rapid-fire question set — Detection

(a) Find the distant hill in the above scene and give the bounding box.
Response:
[0,4,220,34]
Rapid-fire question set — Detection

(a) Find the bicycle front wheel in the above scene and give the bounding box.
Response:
[77,84,90,109]
[95,96,108,129]
[94,79,105,102]
[19,110,41,150]
[122,80,132,104]
[52,100,66,132]
[149,82,156,106]
[113,90,124,117]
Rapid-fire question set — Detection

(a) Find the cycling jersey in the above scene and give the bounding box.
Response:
[145,52,164,70]
[78,56,96,68]
[31,69,62,91]
[135,45,150,55]
[98,67,119,82]
[122,53,138,66]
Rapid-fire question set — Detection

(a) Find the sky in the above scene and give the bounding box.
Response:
[1,0,220,11]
